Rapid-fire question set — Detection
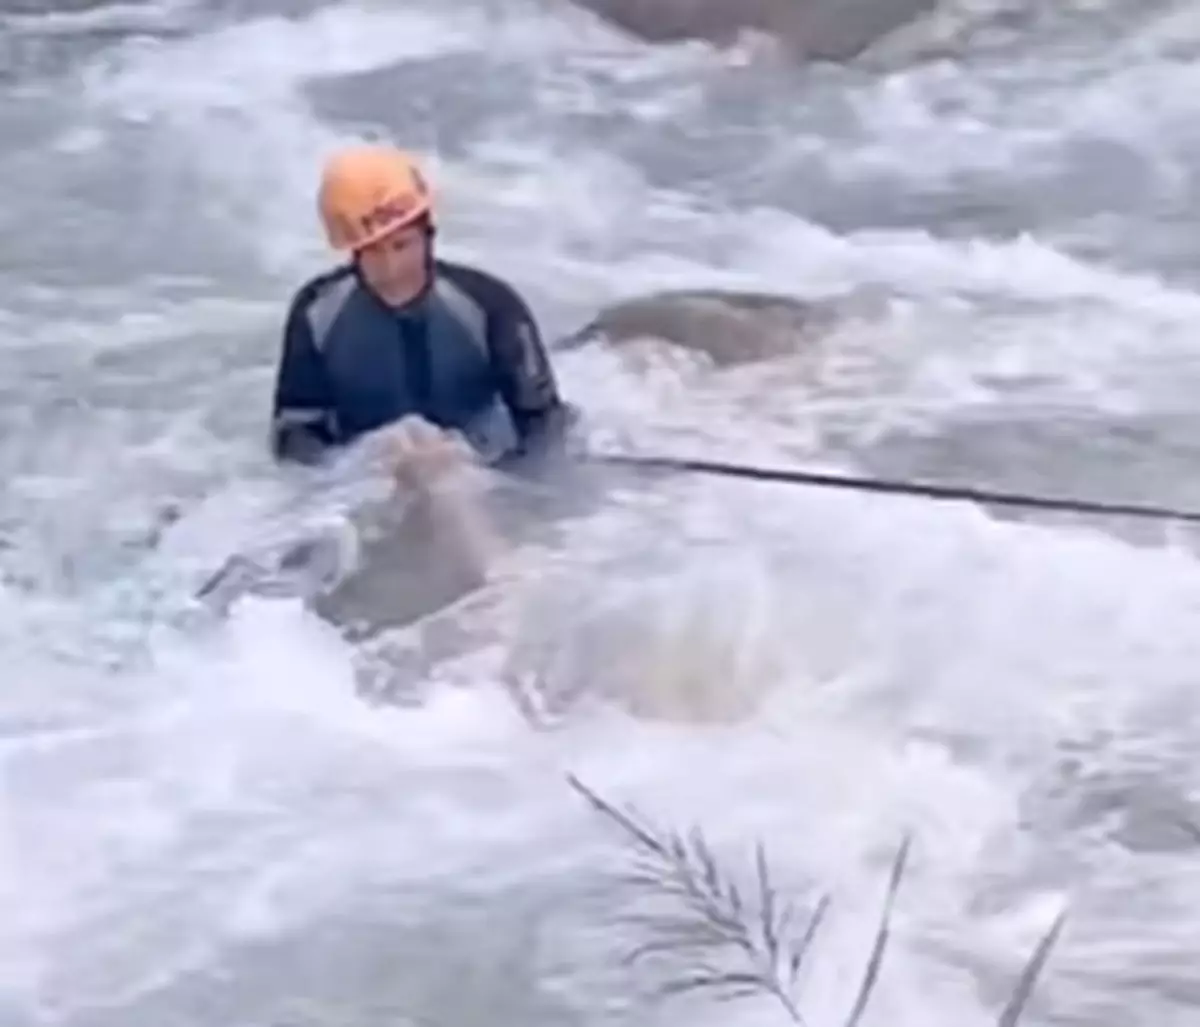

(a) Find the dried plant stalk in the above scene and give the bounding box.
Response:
[567,773,1067,1027]
[567,774,845,1024]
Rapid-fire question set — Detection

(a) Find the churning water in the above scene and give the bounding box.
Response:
[5,0,1200,1024]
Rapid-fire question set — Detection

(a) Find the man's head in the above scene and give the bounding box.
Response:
[318,144,435,307]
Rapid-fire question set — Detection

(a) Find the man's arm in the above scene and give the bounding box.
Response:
[270,290,341,466]
[492,307,573,456]
[438,262,574,459]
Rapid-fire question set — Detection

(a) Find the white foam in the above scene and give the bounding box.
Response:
[0,0,200,37]
[6,0,1200,1022]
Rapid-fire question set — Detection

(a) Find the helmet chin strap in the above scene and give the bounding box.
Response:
[422,219,437,289]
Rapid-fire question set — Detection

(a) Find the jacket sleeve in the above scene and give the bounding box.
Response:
[439,262,572,457]
[490,294,578,463]
[270,291,341,465]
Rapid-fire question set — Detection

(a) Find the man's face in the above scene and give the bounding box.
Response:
[356,220,429,307]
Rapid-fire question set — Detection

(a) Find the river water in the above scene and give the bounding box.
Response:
[5,1,1200,1025]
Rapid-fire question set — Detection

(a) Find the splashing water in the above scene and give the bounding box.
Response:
[5,0,1200,1025]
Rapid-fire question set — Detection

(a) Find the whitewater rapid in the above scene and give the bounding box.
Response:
[5,1,1200,1025]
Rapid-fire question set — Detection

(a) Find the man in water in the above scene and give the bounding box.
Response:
[259,143,579,649]
[270,142,573,478]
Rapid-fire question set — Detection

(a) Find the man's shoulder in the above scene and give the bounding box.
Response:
[286,263,357,315]
[434,259,532,319]
[283,265,363,352]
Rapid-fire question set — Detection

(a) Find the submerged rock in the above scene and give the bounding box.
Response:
[569,0,937,61]
[561,288,844,366]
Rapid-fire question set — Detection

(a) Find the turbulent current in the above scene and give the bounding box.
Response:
[5,1,1200,1024]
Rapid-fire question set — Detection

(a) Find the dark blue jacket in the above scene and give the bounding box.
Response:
[270,259,571,468]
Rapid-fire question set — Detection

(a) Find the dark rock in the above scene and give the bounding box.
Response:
[560,288,842,366]
[569,0,938,61]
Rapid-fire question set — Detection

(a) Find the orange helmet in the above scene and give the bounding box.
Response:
[317,144,434,252]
